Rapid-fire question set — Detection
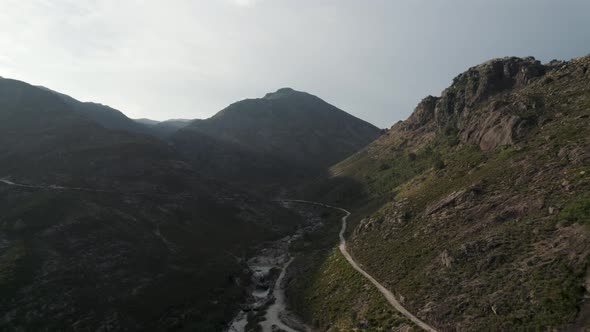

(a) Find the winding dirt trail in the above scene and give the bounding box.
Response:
[0,178,110,192]
[0,177,194,198]
[283,200,438,332]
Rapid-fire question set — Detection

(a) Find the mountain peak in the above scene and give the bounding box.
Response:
[177,87,381,170]
[263,87,301,99]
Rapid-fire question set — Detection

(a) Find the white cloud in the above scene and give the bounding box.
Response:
[231,0,258,7]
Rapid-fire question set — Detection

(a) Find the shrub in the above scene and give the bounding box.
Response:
[560,196,590,225]
[433,155,446,170]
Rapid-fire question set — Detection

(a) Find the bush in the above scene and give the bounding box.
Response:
[379,163,391,171]
[433,155,446,170]
[560,196,590,225]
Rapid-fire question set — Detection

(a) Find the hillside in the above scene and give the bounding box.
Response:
[0,78,303,331]
[135,118,160,126]
[151,119,192,137]
[172,126,307,186]
[172,88,381,184]
[38,85,151,135]
[301,55,590,330]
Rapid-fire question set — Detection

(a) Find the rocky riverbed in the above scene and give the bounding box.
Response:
[226,202,321,332]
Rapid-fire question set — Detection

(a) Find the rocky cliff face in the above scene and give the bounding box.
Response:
[313,54,590,330]
[404,56,548,150]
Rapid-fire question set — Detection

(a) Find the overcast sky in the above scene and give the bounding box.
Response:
[0,0,589,127]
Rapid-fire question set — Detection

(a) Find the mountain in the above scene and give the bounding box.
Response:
[150,119,193,138]
[134,118,160,126]
[0,78,187,190]
[0,77,303,331]
[298,55,590,330]
[172,88,381,185]
[172,126,306,186]
[179,88,381,168]
[133,118,193,138]
[37,86,151,135]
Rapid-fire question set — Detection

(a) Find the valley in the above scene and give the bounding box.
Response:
[2,1,590,330]
[1,54,589,331]
[227,200,424,332]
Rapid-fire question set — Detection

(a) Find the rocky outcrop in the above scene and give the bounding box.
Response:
[461,102,534,150]
[439,250,453,268]
[424,184,483,216]
[475,112,519,150]
[456,57,545,105]
[404,96,439,130]
[401,56,548,150]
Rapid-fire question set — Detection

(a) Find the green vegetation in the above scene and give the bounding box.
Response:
[293,248,412,331]
[560,195,590,226]
[286,205,414,331]
[0,241,27,287]
[348,133,590,329]
[318,56,590,330]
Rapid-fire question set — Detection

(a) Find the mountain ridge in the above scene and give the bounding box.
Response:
[35,84,152,135]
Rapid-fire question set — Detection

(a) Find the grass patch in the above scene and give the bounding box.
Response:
[286,205,415,331]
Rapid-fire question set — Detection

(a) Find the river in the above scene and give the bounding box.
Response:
[226,202,314,332]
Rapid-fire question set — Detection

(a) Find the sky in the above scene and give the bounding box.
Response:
[0,0,589,127]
